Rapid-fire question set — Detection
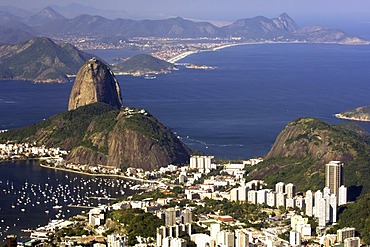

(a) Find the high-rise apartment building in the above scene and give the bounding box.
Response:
[305,190,313,217]
[325,161,343,197]
[165,208,177,226]
[338,185,347,206]
[275,182,285,194]
[285,183,296,199]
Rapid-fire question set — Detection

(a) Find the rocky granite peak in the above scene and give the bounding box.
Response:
[68,58,123,111]
[265,117,370,164]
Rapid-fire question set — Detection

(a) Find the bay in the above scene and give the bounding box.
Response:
[1,44,370,159]
[0,161,136,241]
[1,43,370,239]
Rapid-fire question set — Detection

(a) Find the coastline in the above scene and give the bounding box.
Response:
[167,43,246,63]
[39,163,159,184]
[335,113,370,122]
[167,40,370,64]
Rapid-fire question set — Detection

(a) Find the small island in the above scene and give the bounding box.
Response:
[335,106,370,122]
[111,54,176,76]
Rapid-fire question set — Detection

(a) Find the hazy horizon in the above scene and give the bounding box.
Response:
[2,0,370,38]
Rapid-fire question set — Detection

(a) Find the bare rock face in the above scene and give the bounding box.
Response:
[68,58,123,111]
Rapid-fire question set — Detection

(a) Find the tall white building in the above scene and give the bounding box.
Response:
[317,197,327,227]
[266,191,276,207]
[247,190,257,204]
[295,196,305,210]
[285,183,296,199]
[165,208,177,226]
[257,189,268,205]
[276,193,286,208]
[286,198,295,209]
[338,185,347,206]
[182,209,192,224]
[305,190,313,217]
[275,182,285,194]
[217,230,235,247]
[323,187,331,196]
[238,187,248,202]
[325,161,344,198]
[230,188,239,202]
[324,193,331,223]
[190,156,214,170]
[210,223,221,241]
[329,194,337,223]
[235,230,249,247]
[289,231,301,247]
[314,190,323,217]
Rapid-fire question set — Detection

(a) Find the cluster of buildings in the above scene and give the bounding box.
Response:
[0,142,67,160]
[4,154,365,247]
[320,227,360,247]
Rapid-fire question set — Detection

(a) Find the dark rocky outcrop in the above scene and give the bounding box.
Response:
[68,59,123,111]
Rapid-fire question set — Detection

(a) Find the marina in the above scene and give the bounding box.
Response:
[0,160,137,241]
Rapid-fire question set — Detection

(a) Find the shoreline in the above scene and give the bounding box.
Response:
[335,113,370,122]
[168,43,245,63]
[39,163,159,184]
[168,40,370,64]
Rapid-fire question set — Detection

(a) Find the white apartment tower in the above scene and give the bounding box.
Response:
[305,190,313,217]
[266,191,276,207]
[338,185,347,206]
[275,182,285,194]
[235,230,249,247]
[314,190,323,217]
[285,183,296,199]
[329,194,337,223]
[238,186,248,202]
[276,193,286,208]
[190,155,214,170]
[317,197,327,227]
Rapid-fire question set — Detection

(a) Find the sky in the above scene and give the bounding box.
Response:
[2,0,370,28]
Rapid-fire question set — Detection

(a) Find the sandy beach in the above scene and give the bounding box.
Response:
[167,43,247,63]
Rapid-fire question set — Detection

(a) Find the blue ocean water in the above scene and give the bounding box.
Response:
[0,161,136,241]
[1,43,370,239]
[1,44,370,159]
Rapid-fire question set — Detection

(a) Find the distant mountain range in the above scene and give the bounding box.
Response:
[0,37,93,82]
[0,7,366,44]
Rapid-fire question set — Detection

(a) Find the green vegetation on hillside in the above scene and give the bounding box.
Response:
[107,208,164,245]
[0,102,190,169]
[112,54,175,75]
[255,118,370,196]
[0,103,119,151]
[338,194,370,244]
[0,37,92,82]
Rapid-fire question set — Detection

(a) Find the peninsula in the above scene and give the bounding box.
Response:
[335,106,370,122]
[0,59,190,170]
